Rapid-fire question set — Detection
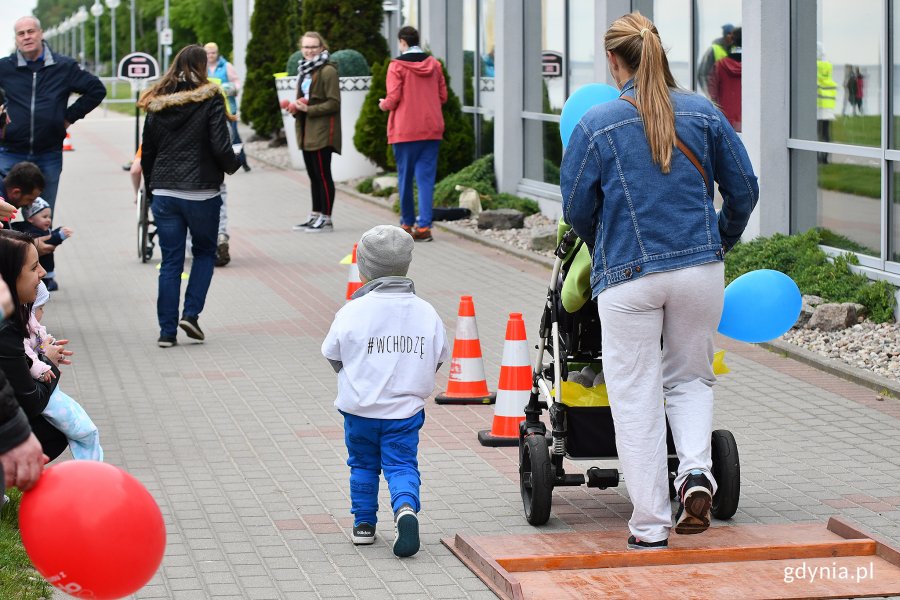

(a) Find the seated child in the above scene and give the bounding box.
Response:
[322,225,450,557]
[12,197,73,291]
[24,282,103,461]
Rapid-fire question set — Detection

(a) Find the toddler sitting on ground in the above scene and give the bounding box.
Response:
[12,197,73,291]
[24,282,103,460]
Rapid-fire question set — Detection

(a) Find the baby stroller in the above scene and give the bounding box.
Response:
[136,187,157,263]
[518,228,741,525]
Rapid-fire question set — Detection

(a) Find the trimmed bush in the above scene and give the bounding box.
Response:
[356,177,375,194]
[331,49,370,76]
[725,229,896,323]
[354,58,393,171]
[433,155,496,207]
[436,59,476,180]
[286,50,303,76]
[300,0,389,67]
[484,193,540,215]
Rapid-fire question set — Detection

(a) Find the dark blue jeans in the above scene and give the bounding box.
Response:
[0,149,63,211]
[341,409,425,526]
[151,194,222,337]
[394,140,440,228]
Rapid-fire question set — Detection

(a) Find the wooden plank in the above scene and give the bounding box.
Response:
[514,555,900,600]
[828,516,900,569]
[469,523,842,560]
[497,539,876,572]
[441,535,523,600]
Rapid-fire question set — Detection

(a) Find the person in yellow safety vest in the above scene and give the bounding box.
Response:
[816,42,837,164]
[697,23,735,95]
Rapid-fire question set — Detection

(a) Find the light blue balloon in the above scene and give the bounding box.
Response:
[559,84,621,149]
[718,269,803,344]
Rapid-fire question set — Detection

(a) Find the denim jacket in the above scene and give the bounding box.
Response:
[561,80,759,297]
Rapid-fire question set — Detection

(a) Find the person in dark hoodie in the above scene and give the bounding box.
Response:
[379,26,448,243]
[138,45,241,348]
[708,27,742,132]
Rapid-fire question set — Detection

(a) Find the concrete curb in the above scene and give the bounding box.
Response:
[760,339,900,398]
[249,150,898,399]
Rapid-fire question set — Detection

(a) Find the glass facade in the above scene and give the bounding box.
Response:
[790,0,890,270]
[458,0,494,156]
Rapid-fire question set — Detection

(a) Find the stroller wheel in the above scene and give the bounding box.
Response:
[520,434,553,525]
[711,429,740,520]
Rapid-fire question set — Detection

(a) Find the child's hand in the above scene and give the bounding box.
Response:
[39,370,56,382]
[61,227,74,238]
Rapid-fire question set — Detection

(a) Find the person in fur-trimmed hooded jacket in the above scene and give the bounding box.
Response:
[138,45,241,349]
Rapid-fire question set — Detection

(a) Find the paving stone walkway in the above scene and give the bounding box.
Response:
[44,112,900,599]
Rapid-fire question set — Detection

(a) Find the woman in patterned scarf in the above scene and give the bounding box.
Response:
[287,32,342,233]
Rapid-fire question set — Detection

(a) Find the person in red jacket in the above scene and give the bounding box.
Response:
[708,27,742,132]
[379,26,447,242]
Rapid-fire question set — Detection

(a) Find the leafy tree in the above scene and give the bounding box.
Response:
[300,0,388,67]
[241,0,298,137]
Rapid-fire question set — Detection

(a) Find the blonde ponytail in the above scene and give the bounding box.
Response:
[605,12,678,173]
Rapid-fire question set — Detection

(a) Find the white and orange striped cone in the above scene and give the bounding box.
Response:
[478,313,531,447]
[62,133,74,151]
[435,296,496,405]
[345,243,363,300]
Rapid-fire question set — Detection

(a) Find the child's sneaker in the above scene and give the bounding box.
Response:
[674,469,713,535]
[351,523,375,545]
[392,504,419,557]
[627,535,668,550]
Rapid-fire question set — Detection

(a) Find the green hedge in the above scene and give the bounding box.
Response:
[725,229,896,323]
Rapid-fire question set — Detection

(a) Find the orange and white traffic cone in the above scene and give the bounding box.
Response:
[62,133,74,151]
[478,313,531,447]
[435,296,496,405]
[345,243,363,300]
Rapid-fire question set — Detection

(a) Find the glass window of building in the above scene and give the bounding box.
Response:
[400,0,418,27]
[653,0,691,89]
[790,0,886,265]
[694,0,743,132]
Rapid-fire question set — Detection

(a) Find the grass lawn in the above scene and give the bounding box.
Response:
[0,490,53,599]
[103,81,141,117]
[817,163,882,198]
[831,115,881,147]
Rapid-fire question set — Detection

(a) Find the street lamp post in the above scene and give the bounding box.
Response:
[106,0,121,75]
[130,0,136,53]
[91,1,104,75]
[77,6,88,68]
[69,17,77,58]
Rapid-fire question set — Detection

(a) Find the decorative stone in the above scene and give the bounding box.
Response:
[529,227,558,252]
[796,294,825,328]
[456,185,484,216]
[478,208,525,230]
[372,175,398,192]
[806,303,858,331]
[388,192,399,209]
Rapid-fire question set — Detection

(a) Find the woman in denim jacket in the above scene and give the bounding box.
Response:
[561,12,758,550]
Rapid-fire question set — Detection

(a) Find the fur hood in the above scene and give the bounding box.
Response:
[143,82,221,114]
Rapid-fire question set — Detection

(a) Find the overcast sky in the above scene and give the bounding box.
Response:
[0,1,39,56]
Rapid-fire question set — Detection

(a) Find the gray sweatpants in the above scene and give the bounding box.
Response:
[595,261,724,542]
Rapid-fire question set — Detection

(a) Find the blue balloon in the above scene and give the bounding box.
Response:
[559,84,621,149]
[718,269,802,344]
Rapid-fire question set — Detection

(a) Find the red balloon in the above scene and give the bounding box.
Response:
[20,462,166,599]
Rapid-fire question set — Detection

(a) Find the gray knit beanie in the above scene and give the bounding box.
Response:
[356,225,414,281]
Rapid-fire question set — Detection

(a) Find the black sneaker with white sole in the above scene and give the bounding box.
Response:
[674,469,713,535]
[351,523,376,545]
[157,335,177,348]
[292,214,320,231]
[392,504,419,557]
[304,215,333,233]
[178,316,205,341]
[627,535,669,550]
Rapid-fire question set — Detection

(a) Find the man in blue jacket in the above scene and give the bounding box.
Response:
[0,16,106,211]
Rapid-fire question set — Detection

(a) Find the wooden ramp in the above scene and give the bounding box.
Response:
[442,517,900,599]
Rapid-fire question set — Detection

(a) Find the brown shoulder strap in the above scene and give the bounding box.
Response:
[619,95,711,195]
